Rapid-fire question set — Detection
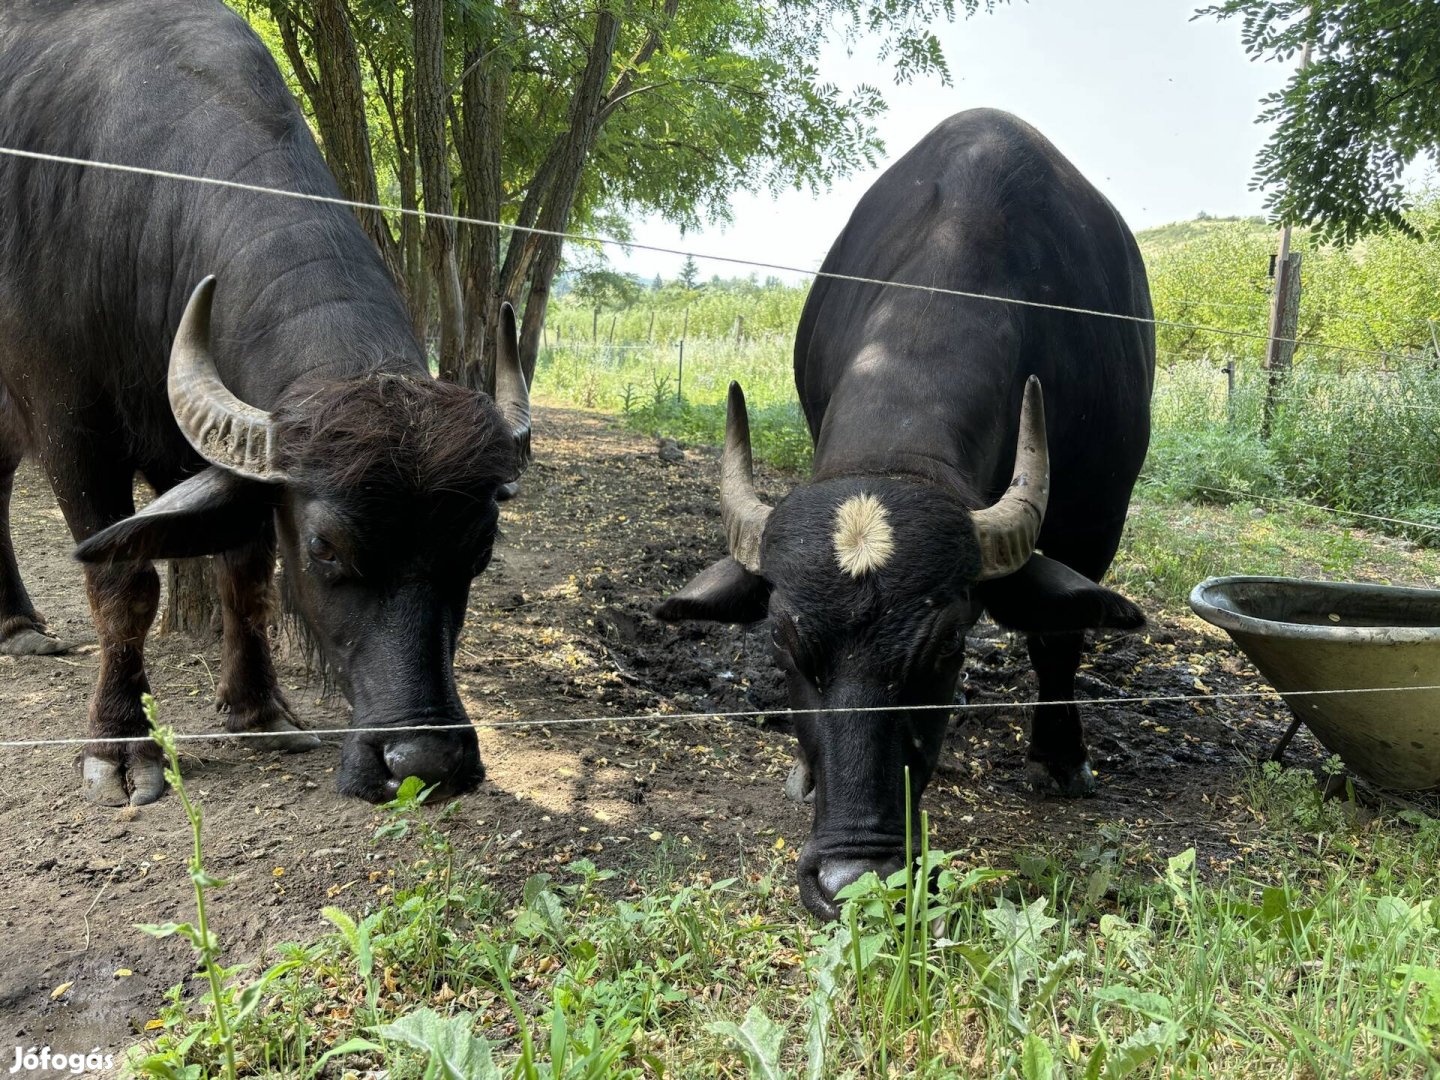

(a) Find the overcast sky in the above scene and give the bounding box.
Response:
[608,0,1292,283]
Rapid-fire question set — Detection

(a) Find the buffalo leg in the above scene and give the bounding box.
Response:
[0,392,61,655]
[1023,530,1123,798]
[213,531,319,752]
[1024,630,1094,796]
[49,461,166,804]
[79,557,166,805]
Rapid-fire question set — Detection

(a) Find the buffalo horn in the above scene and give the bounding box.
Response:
[971,375,1049,581]
[167,276,288,483]
[720,381,773,573]
[494,301,532,466]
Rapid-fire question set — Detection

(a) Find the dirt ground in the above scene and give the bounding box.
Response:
[0,405,1323,1059]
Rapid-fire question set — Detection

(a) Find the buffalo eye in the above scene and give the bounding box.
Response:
[937,628,967,659]
[308,536,339,565]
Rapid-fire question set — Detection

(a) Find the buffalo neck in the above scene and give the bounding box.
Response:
[0,0,425,412]
[807,332,1017,509]
[201,226,424,411]
[166,175,424,411]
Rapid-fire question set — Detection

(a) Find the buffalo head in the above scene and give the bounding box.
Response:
[77,277,531,802]
[657,379,1140,920]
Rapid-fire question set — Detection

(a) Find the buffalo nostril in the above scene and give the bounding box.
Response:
[383,740,455,786]
[816,855,905,903]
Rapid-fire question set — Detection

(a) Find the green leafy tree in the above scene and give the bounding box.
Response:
[571,267,644,311]
[238,0,1005,389]
[1203,1,1440,242]
[678,255,700,291]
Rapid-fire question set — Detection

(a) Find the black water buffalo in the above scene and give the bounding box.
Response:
[0,0,530,806]
[658,110,1155,919]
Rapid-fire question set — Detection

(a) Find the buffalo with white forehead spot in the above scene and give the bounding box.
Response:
[654,109,1154,921]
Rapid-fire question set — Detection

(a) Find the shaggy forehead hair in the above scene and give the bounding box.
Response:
[764,476,982,622]
[833,492,895,576]
[273,372,517,506]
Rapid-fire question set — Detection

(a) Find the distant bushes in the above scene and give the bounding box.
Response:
[1143,359,1440,544]
[1140,426,1279,505]
[537,199,1440,543]
[547,277,808,345]
[538,335,1440,545]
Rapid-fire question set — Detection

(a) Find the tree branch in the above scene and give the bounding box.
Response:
[605,0,679,100]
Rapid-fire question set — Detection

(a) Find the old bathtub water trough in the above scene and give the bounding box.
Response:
[1189,576,1440,792]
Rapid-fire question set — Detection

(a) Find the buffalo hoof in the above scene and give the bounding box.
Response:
[1026,758,1098,798]
[82,751,166,807]
[0,626,66,656]
[220,696,322,753]
[784,754,815,804]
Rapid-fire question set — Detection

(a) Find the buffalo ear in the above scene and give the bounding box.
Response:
[976,553,1144,634]
[654,557,771,624]
[75,467,274,563]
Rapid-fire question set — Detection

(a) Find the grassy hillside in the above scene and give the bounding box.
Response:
[1135,214,1269,253]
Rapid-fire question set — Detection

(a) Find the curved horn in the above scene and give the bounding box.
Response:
[720,381,773,573]
[972,375,1049,581]
[167,276,288,483]
[494,301,532,469]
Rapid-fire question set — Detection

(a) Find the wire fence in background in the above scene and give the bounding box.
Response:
[0,143,1427,365]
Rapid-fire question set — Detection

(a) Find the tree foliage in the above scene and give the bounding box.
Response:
[1202,0,1440,242]
[232,0,1000,389]
[1143,195,1440,367]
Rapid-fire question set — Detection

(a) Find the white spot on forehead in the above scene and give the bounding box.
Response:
[832,493,895,578]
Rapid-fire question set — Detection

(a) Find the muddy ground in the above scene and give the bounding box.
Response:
[0,405,1326,1058]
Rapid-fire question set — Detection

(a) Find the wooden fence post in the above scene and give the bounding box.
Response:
[1262,250,1302,439]
[677,306,689,402]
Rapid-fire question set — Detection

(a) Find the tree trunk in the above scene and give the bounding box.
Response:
[275,2,402,285]
[455,31,510,393]
[161,558,220,639]
[372,57,429,341]
[414,0,463,378]
[512,9,622,383]
[400,80,430,343]
[496,148,560,311]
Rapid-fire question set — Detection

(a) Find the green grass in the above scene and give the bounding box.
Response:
[1144,361,1440,537]
[1111,498,1440,615]
[536,339,815,472]
[130,764,1440,1077]
[127,333,1440,1079]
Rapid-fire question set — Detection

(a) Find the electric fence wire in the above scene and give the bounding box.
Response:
[0,144,1418,366]
[0,681,1431,750]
